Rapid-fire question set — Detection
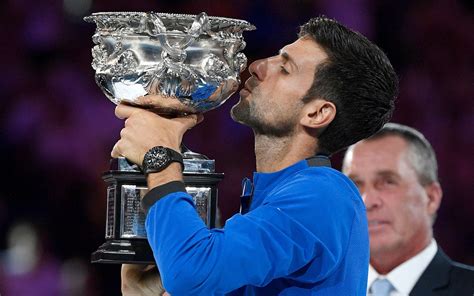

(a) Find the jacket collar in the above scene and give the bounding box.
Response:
[410,247,452,295]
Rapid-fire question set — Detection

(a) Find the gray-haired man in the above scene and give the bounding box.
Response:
[343,123,474,296]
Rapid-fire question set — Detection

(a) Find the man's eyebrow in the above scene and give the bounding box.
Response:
[376,170,399,178]
[279,49,299,72]
[347,174,361,181]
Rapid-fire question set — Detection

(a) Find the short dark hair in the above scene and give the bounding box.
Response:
[367,123,438,185]
[299,16,398,155]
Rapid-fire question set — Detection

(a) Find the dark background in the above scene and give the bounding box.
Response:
[0,0,473,295]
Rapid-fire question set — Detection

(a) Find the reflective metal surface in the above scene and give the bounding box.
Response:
[85,12,255,113]
[116,184,213,239]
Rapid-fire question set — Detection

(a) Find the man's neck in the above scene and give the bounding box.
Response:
[370,235,432,275]
[254,132,316,172]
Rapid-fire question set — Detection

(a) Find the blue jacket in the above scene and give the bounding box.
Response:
[144,158,369,295]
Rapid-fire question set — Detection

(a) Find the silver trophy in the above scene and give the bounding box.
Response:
[84,12,255,263]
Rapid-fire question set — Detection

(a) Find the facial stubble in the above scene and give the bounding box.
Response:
[231,92,299,138]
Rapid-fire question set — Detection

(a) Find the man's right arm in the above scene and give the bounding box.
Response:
[144,172,355,295]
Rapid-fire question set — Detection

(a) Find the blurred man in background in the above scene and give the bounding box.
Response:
[343,123,474,296]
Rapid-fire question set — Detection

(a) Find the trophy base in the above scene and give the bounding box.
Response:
[91,239,155,264]
[92,146,222,264]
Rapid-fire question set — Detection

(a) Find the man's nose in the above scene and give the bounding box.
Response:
[248,58,267,81]
[362,187,383,211]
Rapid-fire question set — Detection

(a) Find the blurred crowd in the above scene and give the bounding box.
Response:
[0,0,472,295]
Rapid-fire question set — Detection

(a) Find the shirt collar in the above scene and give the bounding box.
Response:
[252,159,308,190]
[367,239,438,295]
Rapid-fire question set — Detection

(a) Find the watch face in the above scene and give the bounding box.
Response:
[143,146,183,174]
[145,146,171,171]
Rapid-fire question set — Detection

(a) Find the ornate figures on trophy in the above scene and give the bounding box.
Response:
[84,12,255,264]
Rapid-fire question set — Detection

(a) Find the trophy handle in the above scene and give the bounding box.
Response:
[139,12,167,36]
[157,12,210,61]
[150,13,211,98]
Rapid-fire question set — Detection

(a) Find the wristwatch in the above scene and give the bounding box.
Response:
[142,146,184,175]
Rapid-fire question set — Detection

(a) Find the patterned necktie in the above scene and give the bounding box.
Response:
[370,278,394,296]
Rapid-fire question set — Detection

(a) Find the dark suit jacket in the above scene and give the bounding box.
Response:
[410,247,474,296]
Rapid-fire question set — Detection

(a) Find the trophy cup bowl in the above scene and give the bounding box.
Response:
[85,11,255,114]
[85,12,255,264]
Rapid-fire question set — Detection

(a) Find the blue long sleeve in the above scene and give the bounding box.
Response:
[145,162,369,295]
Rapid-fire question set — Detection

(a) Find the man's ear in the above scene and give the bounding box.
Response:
[300,99,336,129]
[425,182,443,217]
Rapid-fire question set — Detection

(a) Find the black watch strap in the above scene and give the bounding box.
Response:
[164,147,184,169]
[142,146,184,175]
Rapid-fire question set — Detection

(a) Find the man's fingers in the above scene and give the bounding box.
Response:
[122,264,148,273]
[196,113,204,125]
[121,263,147,285]
[172,113,204,131]
[111,142,121,158]
[115,103,142,119]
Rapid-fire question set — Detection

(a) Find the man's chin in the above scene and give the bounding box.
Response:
[369,236,401,255]
[230,100,250,124]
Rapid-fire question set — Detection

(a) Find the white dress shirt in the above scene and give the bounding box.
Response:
[367,239,438,296]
